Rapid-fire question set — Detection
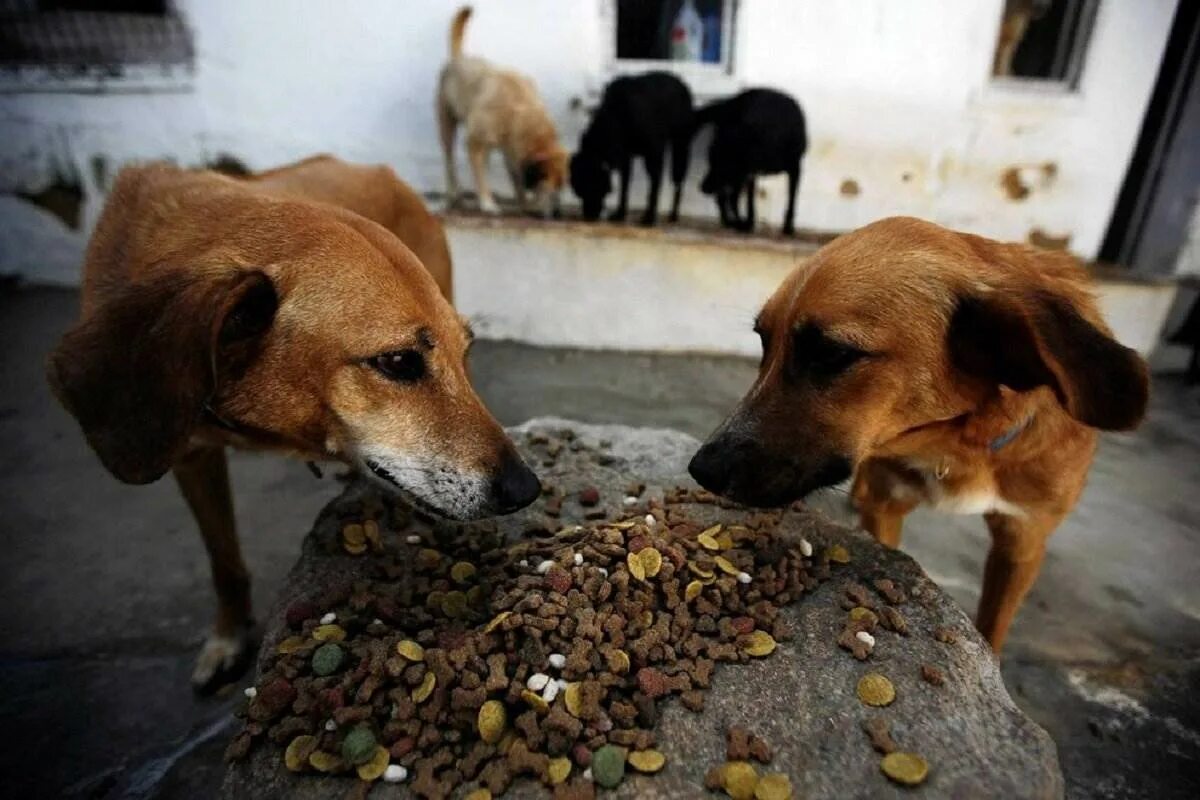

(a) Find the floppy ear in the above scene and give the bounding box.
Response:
[47,269,277,484]
[948,289,1148,431]
[522,160,546,190]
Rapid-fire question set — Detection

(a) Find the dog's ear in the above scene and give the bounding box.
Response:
[948,289,1148,431]
[522,160,546,190]
[47,269,278,484]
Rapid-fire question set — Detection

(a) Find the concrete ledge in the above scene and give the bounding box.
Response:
[448,214,1176,358]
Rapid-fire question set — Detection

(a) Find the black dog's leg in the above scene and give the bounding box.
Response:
[717,188,738,229]
[738,176,757,234]
[782,164,799,236]
[668,132,691,223]
[608,157,632,223]
[640,149,665,227]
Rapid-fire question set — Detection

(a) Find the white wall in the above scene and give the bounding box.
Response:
[0,0,1178,286]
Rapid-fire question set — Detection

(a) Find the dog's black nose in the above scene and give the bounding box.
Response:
[491,449,541,514]
[688,442,730,495]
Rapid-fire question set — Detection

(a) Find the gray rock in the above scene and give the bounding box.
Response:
[221,418,1062,799]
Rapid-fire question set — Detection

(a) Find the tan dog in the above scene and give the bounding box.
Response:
[437,6,569,216]
[47,157,540,691]
[689,217,1148,652]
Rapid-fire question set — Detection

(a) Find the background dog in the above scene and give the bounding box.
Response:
[437,6,569,217]
[570,71,694,227]
[689,217,1148,651]
[696,88,807,236]
[47,157,540,691]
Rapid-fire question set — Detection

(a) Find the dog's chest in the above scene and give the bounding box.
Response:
[897,459,1028,518]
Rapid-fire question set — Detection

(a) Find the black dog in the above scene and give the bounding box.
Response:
[570,72,693,226]
[696,88,807,236]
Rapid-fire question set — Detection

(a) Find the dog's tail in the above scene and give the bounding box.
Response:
[450,6,472,58]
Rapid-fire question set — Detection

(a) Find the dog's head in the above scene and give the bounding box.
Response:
[689,216,1149,507]
[48,164,540,519]
[523,147,569,198]
[569,150,610,222]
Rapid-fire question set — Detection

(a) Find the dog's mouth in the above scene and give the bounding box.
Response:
[363,459,457,519]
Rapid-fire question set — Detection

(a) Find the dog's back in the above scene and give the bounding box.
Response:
[584,72,693,157]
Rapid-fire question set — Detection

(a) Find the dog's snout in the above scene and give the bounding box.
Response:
[491,448,541,514]
[688,439,732,495]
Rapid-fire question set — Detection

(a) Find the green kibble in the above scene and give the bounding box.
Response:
[592,745,626,789]
[311,643,344,676]
[341,724,377,766]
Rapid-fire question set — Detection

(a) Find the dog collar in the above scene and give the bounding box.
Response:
[988,415,1035,452]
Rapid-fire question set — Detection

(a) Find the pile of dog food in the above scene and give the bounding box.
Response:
[225,488,840,798]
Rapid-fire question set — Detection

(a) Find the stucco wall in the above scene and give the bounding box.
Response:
[0,0,1178,286]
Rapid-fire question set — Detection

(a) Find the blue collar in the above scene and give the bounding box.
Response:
[989,416,1034,452]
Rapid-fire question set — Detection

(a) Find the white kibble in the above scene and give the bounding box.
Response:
[325,719,337,732]
[799,539,813,558]
[372,618,383,626]
[536,560,554,574]
[383,764,408,783]
[527,672,550,691]
[737,571,752,584]
[644,514,656,527]
[405,534,421,544]
[573,552,584,566]
[548,653,567,670]
[243,687,257,698]
[855,631,876,647]
[320,612,336,625]
[623,496,637,506]
[556,678,568,690]
[542,678,561,703]
[518,559,529,568]
[583,767,594,782]
[597,567,609,578]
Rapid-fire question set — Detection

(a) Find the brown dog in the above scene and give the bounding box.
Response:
[47,156,540,691]
[689,217,1148,652]
[437,6,569,216]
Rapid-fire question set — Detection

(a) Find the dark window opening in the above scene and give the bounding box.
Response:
[616,0,728,65]
[992,0,1099,86]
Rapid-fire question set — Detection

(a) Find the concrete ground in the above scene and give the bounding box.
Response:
[2,285,1198,799]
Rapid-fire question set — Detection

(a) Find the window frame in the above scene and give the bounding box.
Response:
[988,0,1101,93]
[597,0,742,99]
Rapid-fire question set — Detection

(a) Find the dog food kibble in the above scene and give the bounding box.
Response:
[880,751,930,786]
[478,700,507,744]
[862,716,898,754]
[855,630,876,648]
[722,761,760,800]
[856,673,896,707]
[579,486,601,506]
[228,485,837,797]
[341,724,377,766]
[627,749,666,773]
[921,663,946,686]
[465,789,492,800]
[828,544,851,564]
[591,744,626,788]
[754,773,793,800]
[311,642,344,676]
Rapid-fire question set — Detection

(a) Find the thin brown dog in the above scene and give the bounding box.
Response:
[689,217,1148,652]
[47,156,540,691]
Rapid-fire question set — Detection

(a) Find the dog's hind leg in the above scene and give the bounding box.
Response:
[738,176,757,234]
[437,101,461,207]
[782,164,800,236]
[977,511,1056,652]
[851,462,918,549]
[639,149,665,227]
[668,132,690,223]
[174,446,255,694]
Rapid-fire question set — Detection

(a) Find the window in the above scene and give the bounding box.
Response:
[991,0,1100,88]
[0,0,193,93]
[600,0,738,96]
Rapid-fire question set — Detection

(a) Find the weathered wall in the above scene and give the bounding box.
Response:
[0,0,1178,287]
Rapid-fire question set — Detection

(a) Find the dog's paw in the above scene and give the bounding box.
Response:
[479,197,501,215]
[191,624,257,695]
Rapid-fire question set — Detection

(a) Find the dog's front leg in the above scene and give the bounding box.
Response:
[640,150,664,227]
[173,446,255,693]
[608,157,632,222]
[977,511,1055,653]
[468,141,500,214]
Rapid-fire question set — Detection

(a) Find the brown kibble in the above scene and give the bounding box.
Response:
[921,663,946,686]
[579,487,601,506]
[879,605,908,635]
[934,626,959,644]
[704,764,726,790]
[862,716,898,754]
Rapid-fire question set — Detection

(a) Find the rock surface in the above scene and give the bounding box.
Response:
[221,418,1063,799]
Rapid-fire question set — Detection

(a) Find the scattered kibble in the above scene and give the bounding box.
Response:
[340,724,377,766]
[880,751,930,786]
[627,749,667,773]
[477,700,506,744]
[754,773,793,800]
[856,673,896,707]
[395,640,425,661]
[722,761,759,800]
[382,763,408,783]
[311,643,344,676]
[592,744,627,788]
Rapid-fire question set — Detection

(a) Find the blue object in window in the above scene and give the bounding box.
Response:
[702,13,722,63]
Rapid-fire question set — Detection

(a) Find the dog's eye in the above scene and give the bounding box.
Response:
[370,350,426,383]
[793,329,867,379]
